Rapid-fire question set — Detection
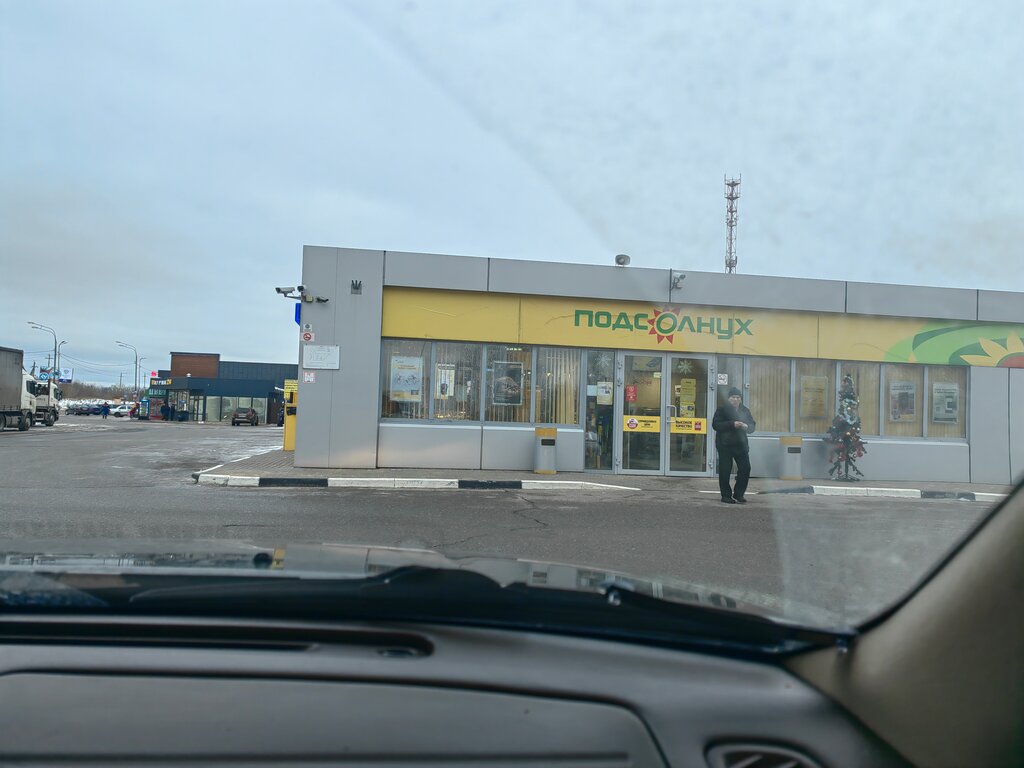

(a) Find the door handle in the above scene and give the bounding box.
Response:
[666,405,678,416]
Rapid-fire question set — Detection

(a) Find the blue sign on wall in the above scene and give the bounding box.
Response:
[294,303,301,326]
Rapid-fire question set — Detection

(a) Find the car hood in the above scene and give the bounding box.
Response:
[0,539,776,619]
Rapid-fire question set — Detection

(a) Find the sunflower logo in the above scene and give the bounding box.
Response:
[646,307,681,344]
[958,334,1024,367]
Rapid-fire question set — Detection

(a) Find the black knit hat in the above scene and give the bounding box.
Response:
[727,387,742,397]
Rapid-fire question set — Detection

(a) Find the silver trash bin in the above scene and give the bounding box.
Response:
[534,427,557,475]
[780,436,803,480]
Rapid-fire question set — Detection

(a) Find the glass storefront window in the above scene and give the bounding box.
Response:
[485,344,532,423]
[748,357,790,433]
[220,397,238,421]
[795,359,835,434]
[251,397,267,423]
[535,347,581,425]
[206,397,222,424]
[884,363,924,437]
[585,350,614,470]
[381,339,430,419]
[433,343,481,420]
[927,366,967,439]
[840,362,880,436]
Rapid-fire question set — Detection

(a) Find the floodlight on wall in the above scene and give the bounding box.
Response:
[671,272,687,290]
[614,254,631,267]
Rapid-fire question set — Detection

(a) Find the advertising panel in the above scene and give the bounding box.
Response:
[490,361,523,406]
[799,376,828,419]
[389,356,423,403]
[889,380,917,422]
[931,381,960,424]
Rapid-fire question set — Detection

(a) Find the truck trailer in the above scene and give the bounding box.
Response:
[0,346,37,431]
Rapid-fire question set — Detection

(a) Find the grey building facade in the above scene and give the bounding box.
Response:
[295,246,1024,485]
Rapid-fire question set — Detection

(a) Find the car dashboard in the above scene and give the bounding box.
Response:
[0,613,908,767]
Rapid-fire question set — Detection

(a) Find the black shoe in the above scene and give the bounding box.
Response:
[733,496,747,504]
[720,497,737,504]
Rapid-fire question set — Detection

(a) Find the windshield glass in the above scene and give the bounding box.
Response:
[1,1,1020,633]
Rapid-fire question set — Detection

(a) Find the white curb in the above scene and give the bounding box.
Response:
[327,478,460,489]
[520,480,641,491]
[974,492,1008,502]
[810,485,921,498]
[197,474,259,487]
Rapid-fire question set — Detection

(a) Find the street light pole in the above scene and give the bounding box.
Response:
[27,322,57,379]
[57,341,67,378]
[116,341,139,398]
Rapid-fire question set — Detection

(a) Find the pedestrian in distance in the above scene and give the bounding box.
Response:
[100,402,110,420]
[712,386,757,504]
[160,403,169,421]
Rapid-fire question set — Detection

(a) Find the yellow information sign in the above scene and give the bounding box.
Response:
[670,417,708,434]
[677,378,697,402]
[622,415,661,433]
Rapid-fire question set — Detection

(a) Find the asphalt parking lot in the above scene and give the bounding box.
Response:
[0,415,1000,625]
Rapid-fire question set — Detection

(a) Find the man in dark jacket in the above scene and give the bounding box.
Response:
[712,386,756,504]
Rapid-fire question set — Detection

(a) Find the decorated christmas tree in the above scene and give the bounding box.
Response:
[826,375,867,480]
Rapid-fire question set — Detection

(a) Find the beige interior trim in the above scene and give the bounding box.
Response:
[785,487,1024,767]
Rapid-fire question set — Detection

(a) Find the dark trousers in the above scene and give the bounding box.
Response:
[717,445,751,499]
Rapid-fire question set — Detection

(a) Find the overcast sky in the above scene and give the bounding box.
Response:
[2,1,1021,384]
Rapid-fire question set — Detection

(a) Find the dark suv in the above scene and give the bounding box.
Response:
[231,407,259,426]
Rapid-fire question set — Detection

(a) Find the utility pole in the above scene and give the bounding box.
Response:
[725,175,741,274]
[116,341,139,399]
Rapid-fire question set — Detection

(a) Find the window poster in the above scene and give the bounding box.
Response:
[389,356,423,403]
[800,376,828,419]
[677,378,697,403]
[435,363,455,400]
[889,380,917,422]
[596,381,613,405]
[491,361,523,406]
[932,381,960,424]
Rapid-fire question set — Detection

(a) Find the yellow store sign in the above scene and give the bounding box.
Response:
[670,417,707,434]
[382,287,1024,367]
[623,415,660,433]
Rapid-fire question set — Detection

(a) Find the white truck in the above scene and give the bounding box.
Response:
[0,346,37,431]
[32,375,62,426]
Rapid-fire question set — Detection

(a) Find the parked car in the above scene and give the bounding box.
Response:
[231,407,258,426]
[111,404,133,417]
[69,403,92,415]
[89,404,104,415]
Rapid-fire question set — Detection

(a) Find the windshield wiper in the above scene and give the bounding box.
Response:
[121,566,854,655]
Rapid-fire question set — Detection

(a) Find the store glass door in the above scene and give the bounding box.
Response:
[666,355,712,475]
[618,353,665,473]
[616,352,713,475]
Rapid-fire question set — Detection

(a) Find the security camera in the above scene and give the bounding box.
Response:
[296,285,306,293]
[275,287,295,295]
[614,254,631,267]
